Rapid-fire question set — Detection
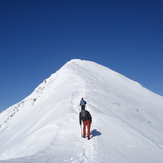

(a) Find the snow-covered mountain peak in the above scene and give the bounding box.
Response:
[0,59,163,163]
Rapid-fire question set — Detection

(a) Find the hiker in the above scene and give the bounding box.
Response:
[79,107,92,140]
[79,98,87,110]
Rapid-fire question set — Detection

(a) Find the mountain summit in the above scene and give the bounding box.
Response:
[0,59,163,163]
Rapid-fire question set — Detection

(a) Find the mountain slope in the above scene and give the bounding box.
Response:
[0,59,163,163]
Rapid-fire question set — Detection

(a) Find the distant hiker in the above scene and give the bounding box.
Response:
[79,98,87,110]
[79,107,92,140]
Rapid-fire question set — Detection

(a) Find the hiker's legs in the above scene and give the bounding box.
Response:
[87,120,91,138]
[83,120,91,138]
[83,121,87,136]
[81,105,85,110]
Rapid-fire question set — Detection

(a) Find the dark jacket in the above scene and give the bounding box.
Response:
[79,110,92,125]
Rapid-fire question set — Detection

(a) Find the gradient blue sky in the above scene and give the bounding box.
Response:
[0,0,163,112]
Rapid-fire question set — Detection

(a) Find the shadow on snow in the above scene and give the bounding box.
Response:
[91,129,101,138]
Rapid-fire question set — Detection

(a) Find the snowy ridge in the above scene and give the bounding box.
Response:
[0,59,163,163]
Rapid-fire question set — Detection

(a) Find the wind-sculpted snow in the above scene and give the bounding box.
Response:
[0,59,163,163]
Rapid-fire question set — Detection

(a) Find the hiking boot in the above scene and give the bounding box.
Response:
[88,137,91,140]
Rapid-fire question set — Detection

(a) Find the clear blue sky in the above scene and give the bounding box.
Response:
[0,0,163,112]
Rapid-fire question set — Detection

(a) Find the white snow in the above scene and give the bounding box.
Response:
[0,59,163,163]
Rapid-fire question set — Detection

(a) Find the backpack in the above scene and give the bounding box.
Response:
[81,110,89,121]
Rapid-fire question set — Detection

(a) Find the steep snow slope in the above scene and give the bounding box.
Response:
[0,59,163,163]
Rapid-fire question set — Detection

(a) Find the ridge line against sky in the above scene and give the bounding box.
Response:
[0,0,163,112]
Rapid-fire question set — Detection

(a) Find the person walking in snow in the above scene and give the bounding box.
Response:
[79,98,87,110]
[79,107,92,140]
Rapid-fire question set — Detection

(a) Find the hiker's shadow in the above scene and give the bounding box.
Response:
[91,129,101,138]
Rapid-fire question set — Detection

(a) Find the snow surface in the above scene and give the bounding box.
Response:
[0,59,163,163]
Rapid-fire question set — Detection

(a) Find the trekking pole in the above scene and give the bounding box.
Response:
[80,124,82,137]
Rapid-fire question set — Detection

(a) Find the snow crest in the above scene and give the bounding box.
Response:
[0,59,163,163]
